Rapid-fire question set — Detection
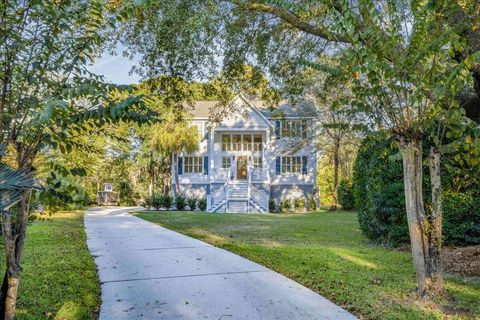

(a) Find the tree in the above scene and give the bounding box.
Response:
[308,72,361,210]
[148,109,199,195]
[0,1,154,318]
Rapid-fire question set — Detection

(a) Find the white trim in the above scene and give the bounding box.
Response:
[238,94,275,129]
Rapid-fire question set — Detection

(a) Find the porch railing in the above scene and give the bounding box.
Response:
[249,167,267,181]
[249,184,269,212]
[207,182,227,211]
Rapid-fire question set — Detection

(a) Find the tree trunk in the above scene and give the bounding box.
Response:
[427,146,444,294]
[332,139,340,210]
[399,138,431,297]
[0,190,30,319]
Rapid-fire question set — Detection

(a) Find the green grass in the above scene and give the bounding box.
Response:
[134,210,480,320]
[0,211,100,320]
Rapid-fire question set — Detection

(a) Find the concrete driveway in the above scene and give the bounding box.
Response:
[85,207,357,320]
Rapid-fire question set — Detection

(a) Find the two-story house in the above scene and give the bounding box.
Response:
[172,95,318,213]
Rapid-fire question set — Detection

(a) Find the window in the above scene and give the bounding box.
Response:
[243,134,252,151]
[222,134,263,151]
[282,156,302,173]
[253,156,262,169]
[184,156,203,174]
[253,134,263,151]
[222,156,231,169]
[232,134,242,151]
[281,121,303,137]
[191,121,204,138]
[222,135,231,151]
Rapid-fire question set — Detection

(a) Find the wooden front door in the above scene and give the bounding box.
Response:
[237,156,248,180]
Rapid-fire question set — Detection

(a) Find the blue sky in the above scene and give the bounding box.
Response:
[88,48,141,85]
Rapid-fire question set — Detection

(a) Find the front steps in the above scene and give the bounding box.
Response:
[207,181,269,214]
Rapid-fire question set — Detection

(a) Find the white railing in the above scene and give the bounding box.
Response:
[250,167,267,181]
[213,168,230,181]
[249,184,269,213]
[207,183,227,211]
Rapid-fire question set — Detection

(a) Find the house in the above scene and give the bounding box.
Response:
[97,183,119,206]
[172,95,318,213]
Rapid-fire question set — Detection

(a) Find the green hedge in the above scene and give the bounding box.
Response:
[338,179,355,210]
[353,134,480,247]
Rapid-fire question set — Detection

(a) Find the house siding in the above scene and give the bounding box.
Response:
[170,95,319,212]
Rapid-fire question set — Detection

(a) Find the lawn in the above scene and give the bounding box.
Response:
[0,211,100,320]
[134,210,480,320]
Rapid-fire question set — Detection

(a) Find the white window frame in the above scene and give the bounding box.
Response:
[221,134,263,152]
[222,156,231,169]
[281,156,302,174]
[184,156,203,174]
[281,120,303,138]
[253,156,263,169]
[191,121,204,138]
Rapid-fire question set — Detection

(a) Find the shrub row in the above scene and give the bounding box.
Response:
[353,133,480,247]
[270,196,317,213]
[144,194,206,211]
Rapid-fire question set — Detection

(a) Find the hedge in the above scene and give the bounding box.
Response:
[353,133,480,247]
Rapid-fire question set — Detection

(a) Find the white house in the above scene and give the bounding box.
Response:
[172,95,318,213]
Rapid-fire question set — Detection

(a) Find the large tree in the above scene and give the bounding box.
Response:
[0,1,154,318]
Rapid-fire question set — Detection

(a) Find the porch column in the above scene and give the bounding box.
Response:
[265,129,270,181]
[209,126,215,182]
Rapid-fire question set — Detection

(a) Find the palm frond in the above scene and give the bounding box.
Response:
[0,164,42,211]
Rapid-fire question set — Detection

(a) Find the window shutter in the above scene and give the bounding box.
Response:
[302,120,307,139]
[178,156,183,175]
[205,131,210,140]
[276,157,281,175]
[203,156,209,175]
[275,120,281,138]
[302,156,308,175]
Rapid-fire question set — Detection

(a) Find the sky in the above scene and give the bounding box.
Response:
[88,47,141,85]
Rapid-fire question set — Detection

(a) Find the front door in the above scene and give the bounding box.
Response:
[237,156,248,180]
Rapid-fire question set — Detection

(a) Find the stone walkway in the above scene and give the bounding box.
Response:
[85,207,357,320]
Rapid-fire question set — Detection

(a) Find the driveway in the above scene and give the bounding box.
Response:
[85,207,357,320]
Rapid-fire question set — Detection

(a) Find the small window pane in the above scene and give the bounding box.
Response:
[253,134,262,151]
[232,134,242,151]
[243,134,252,151]
[222,135,231,151]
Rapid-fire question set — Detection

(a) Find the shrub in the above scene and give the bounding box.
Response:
[160,194,173,210]
[294,197,306,212]
[338,179,355,210]
[198,197,207,211]
[154,195,162,210]
[175,194,187,210]
[443,191,480,246]
[187,196,197,211]
[353,133,480,247]
[308,196,317,211]
[269,198,276,213]
[280,199,292,213]
[144,197,152,210]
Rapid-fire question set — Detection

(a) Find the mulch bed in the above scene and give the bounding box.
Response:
[442,245,480,277]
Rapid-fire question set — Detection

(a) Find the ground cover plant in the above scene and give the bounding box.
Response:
[0,211,100,320]
[134,210,480,319]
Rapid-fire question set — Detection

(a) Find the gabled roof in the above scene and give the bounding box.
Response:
[189,97,317,119]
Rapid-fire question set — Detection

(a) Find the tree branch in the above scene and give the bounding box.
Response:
[225,0,351,43]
